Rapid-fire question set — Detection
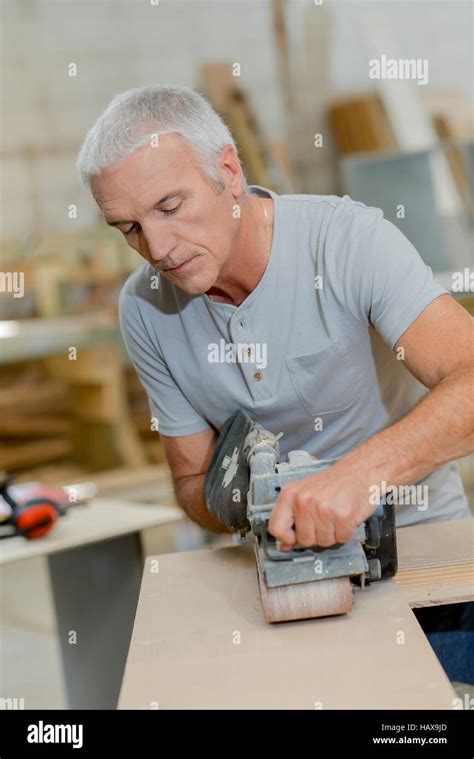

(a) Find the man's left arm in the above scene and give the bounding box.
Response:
[269,294,474,549]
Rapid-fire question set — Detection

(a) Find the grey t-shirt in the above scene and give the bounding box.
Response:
[119,185,470,527]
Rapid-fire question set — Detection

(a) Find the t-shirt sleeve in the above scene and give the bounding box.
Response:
[325,205,449,349]
[119,292,211,437]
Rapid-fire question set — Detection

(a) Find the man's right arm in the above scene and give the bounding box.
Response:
[119,291,227,532]
[161,428,229,533]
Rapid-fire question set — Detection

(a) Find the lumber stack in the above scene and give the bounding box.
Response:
[0,336,164,481]
[0,226,135,321]
[0,221,167,481]
[125,369,165,465]
[201,62,295,192]
[0,363,74,472]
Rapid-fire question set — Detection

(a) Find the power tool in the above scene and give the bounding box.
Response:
[205,410,397,623]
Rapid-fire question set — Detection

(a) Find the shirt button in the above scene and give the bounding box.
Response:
[253,371,263,381]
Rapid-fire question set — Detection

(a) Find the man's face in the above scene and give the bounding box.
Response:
[91,134,242,294]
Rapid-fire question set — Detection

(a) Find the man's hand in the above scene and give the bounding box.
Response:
[268,462,374,550]
[271,295,474,549]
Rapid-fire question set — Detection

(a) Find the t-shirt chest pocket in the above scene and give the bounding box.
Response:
[285,338,363,419]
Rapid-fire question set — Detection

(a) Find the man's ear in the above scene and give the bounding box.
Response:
[218,144,244,198]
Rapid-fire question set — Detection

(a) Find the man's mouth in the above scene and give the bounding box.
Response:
[164,256,197,274]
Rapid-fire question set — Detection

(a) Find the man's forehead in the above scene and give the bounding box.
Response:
[91,136,196,210]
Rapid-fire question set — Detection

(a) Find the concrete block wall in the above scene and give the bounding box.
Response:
[1,0,286,241]
[1,0,472,241]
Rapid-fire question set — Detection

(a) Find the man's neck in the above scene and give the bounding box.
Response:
[206,194,273,306]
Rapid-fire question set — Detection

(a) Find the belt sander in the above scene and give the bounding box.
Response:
[204,410,397,623]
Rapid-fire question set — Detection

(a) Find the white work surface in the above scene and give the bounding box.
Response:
[1,497,184,709]
[119,540,458,710]
[0,498,182,565]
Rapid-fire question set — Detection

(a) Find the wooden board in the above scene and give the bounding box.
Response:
[397,518,473,569]
[395,518,474,607]
[201,63,271,188]
[118,541,456,709]
[0,438,73,471]
[328,94,398,155]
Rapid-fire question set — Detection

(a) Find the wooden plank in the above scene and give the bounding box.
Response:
[201,62,271,187]
[271,0,294,114]
[47,344,148,469]
[395,518,474,607]
[200,62,239,115]
[433,114,472,215]
[0,415,73,437]
[0,439,73,471]
[227,98,270,187]
[0,313,118,366]
[328,95,397,155]
[292,1,333,196]
[70,463,173,495]
[0,380,71,414]
[396,564,474,608]
[118,542,456,709]
[397,518,473,569]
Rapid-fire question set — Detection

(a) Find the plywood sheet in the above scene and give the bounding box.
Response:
[395,518,474,607]
[397,518,473,569]
[119,541,456,709]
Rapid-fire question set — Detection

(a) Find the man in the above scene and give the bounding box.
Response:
[77,84,473,550]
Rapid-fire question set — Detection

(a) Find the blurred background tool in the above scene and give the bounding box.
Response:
[0,475,95,539]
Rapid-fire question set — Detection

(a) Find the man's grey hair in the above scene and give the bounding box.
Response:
[76,84,248,191]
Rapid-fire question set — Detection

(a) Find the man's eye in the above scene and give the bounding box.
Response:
[124,224,138,236]
[162,203,181,216]
[121,203,181,235]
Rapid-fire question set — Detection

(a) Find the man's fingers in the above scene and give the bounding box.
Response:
[311,509,337,547]
[334,518,357,544]
[277,541,296,552]
[294,500,317,546]
[268,488,296,547]
[269,481,359,550]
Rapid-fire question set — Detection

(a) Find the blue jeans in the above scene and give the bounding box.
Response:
[414,602,474,684]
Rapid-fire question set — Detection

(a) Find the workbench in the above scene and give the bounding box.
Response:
[119,518,473,710]
[0,496,184,709]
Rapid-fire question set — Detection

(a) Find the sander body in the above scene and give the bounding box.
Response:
[205,410,397,623]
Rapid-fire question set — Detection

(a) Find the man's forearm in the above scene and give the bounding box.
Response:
[335,363,474,493]
[173,473,229,533]
[269,363,474,548]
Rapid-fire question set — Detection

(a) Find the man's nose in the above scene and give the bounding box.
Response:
[139,223,176,264]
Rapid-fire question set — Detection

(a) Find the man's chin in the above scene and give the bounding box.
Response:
[162,271,215,296]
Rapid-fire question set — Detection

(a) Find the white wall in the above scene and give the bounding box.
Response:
[1,0,285,238]
[1,0,472,240]
[329,0,473,99]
